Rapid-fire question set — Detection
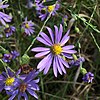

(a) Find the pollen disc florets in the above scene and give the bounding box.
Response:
[25,23,30,28]
[5,77,15,86]
[19,83,27,93]
[47,5,55,12]
[51,44,62,55]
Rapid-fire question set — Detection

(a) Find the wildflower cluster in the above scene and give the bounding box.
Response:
[0,0,95,99]
[0,67,39,100]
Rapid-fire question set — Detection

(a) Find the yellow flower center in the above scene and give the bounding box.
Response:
[51,44,62,55]
[5,77,15,86]
[47,5,55,12]
[25,23,30,28]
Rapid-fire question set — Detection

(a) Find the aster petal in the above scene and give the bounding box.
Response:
[28,81,39,91]
[2,16,11,22]
[27,88,38,99]
[58,56,66,74]
[40,32,53,45]
[46,27,54,43]
[58,24,63,42]
[4,86,14,90]
[25,29,31,35]
[35,51,50,58]
[22,92,28,100]
[0,12,12,19]
[62,45,75,50]
[60,57,69,68]
[53,56,57,77]
[43,54,53,74]
[62,53,73,59]
[8,90,18,100]
[62,50,77,54]
[7,67,14,77]
[16,69,21,76]
[31,47,50,52]
[2,71,7,78]
[0,17,6,26]
[37,37,51,46]
[37,53,52,69]
[0,74,5,81]
[0,84,4,92]
[56,56,62,75]
[24,70,38,83]
[18,94,21,100]
[54,25,59,43]
[60,29,70,46]
[34,79,40,83]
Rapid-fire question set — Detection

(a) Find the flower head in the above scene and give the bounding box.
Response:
[82,72,94,83]
[11,50,19,59]
[8,70,39,100]
[32,24,77,77]
[35,0,60,21]
[22,17,34,36]
[2,54,12,63]
[0,67,19,92]
[2,50,19,63]
[4,26,16,37]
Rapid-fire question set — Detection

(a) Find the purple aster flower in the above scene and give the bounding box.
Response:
[32,24,77,77]
[0,67,19,92]
[21,17,34,36]
[35,0,60,21]
[8,70,39,100]
[69,57,85,67]
[82,72,94,83]
[2,50,19,62]
[2,53,12,63]
[11,50,19,59]
[4,26,16,37]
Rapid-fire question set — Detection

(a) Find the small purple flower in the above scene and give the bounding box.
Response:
[8,70,39,100]
[0,67,19,92]
[11,50,19,59]
[35,0,60,21]
[22,17,34,36]
[4,26,16,37]
[69,57,85,67]
[32,24,77,77]
[2,54,12,63]
[2,50,19,62]
[82,72,94,83]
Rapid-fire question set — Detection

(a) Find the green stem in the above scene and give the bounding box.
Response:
[0,59,8,76]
